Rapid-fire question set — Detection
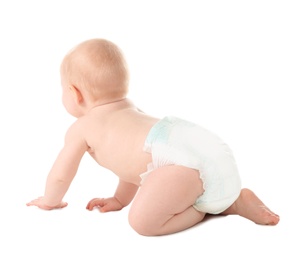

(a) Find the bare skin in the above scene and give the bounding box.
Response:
[26,99,280,235]
[26,98,280,235]
[128,166,206,236]
[221,188,280,226]
[26,38,280,236]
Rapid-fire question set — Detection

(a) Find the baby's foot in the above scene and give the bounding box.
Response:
[222,188,280,225]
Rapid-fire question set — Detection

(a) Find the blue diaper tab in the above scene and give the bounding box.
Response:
[144,116,196,152]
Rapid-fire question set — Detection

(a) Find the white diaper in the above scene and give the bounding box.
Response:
[140,116,241,214]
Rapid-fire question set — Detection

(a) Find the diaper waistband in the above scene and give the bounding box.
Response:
[144,116,197,153]
[143,116,177,152]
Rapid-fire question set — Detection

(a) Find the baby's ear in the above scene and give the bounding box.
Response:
[69,85,83,104]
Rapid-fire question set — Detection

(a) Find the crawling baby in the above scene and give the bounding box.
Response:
[27,38,280,236]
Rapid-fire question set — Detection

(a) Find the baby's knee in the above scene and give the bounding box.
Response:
[128,212,157,236]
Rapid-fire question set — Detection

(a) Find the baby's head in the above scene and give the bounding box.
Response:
[60,38,129,104]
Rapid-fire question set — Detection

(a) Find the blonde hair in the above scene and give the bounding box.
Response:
[61,38,129,102]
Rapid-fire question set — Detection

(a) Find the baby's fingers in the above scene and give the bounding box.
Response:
[26,197,42,206]
[26,201,36,207]
[58,202,68,209]
[86,198,105,210]
[26,197,67,210]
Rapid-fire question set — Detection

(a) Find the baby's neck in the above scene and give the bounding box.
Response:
[88,98,134,113]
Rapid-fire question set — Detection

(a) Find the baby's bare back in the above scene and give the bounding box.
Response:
[80,99,159,185]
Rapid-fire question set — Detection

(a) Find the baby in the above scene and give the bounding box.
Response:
[27,38,280,236]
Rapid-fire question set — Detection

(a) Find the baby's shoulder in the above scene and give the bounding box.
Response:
[64,117,88,140]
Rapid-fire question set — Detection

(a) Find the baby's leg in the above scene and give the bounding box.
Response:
[129,165,205,236]
[221,188,280,225]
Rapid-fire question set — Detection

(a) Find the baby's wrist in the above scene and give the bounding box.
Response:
[41,197,61,209]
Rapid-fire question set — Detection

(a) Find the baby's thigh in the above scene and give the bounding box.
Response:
[129,165,204,224]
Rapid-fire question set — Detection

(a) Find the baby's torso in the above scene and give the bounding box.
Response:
[81,100,159,185]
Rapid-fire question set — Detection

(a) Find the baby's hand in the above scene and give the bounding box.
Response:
[86,197,124,213]
[26,197,68,210]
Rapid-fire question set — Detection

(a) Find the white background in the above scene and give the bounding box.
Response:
[1,1,296,259]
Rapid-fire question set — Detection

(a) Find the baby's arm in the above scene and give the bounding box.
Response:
[114,179,139,207]
[27,122,88,209]
[86,180,139,212]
